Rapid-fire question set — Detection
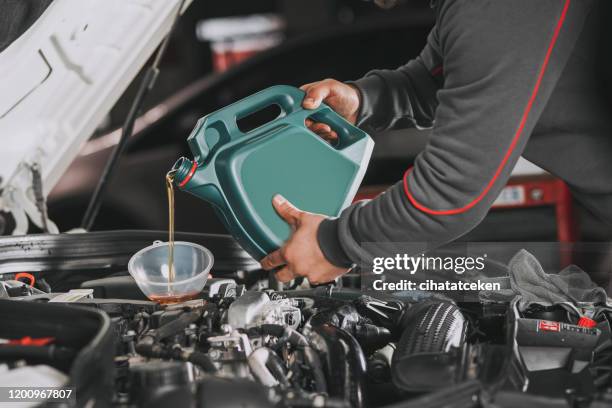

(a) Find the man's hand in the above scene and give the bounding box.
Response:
[300,79,361,143]
[260,194,350,285]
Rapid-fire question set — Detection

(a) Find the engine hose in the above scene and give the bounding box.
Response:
[303,346,327,393]
[135,339,217,374]
[391,301,467,392]
[135,336,167,359]
[154,310,201,340]
[136,310,202,357]
[259,325,327,392]
[184,350,217,373]
[263,351,290,388]
[248,347,290,388]
[133,310,210,372]
[289,336,327,393]
[260,324,308,348]
[310,324,367,408]
[284,328,309,348]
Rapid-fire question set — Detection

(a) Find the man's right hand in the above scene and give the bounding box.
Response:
[300,79,361,143]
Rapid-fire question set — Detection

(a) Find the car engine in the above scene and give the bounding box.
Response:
[0,233,612,408]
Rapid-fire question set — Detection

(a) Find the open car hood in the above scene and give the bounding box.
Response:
[0,0,191,234]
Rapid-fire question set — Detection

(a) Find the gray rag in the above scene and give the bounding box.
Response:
[480,250,609,307]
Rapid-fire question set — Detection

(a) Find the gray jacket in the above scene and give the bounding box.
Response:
[317,0,612,267]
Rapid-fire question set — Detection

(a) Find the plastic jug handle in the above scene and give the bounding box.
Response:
[212,85,305,134]
[189,85,369,162]
[189,85,305,161]
[296,105,369,149]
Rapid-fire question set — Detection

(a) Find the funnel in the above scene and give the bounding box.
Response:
[128,241,213,303]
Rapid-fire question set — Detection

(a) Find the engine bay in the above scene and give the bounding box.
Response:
[2,266,612,408]
[0,232,609,408]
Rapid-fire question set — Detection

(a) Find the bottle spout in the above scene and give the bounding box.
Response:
[172,157,198,189]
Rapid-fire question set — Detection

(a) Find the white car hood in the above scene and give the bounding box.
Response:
[0,0,191,234]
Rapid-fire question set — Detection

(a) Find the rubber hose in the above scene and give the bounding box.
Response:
[154,310,201,340]
[263,350,290,388]
[185,350,217,373]
[259,324,327,392]
[136,310,202,357]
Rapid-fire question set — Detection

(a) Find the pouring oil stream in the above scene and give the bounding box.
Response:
[166,169,177,293]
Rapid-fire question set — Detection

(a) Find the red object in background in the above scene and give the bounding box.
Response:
[14,272,36,286]
[538,320,561,332]
[197,15,285,73]
[578,317,597,328]
[489,175,577,243]
[211,47,261,73]
[355,174,577,243]
[5,336,55,346]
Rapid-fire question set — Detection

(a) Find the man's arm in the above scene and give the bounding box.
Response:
[299,26,443,140]
[318,0,593,267]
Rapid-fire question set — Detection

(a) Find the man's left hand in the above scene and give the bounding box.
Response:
[260,195,350,285]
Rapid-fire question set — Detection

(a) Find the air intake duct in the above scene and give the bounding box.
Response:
[391,301,468,392]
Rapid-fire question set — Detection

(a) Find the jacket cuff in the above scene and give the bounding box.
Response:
[316,218,353,268]
[346,75,384,128]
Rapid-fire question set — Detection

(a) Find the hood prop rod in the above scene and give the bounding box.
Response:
[80,0,187,231]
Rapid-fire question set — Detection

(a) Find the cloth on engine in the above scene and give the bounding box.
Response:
[479,249,609,307]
